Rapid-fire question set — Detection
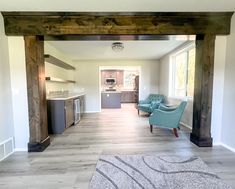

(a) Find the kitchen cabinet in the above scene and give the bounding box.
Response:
[101,92,121,108]
[47,99,74,134]
[47,94,85,134]
[116,70,124,85]
[121,91,136,103]
[65,99,74,128]
[101,70,123,85]
[79,95,85,117]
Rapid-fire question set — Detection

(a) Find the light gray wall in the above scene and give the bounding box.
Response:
[8,37,29,150]
[211,36,227,144]
[44,42,76,93]
[74,60,159,112]
[221,15,235,151]
[0,15,14,143]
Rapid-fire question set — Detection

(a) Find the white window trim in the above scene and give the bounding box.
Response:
[169,43,195,100]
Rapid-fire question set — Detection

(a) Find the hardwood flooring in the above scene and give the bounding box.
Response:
[0,104,235,189]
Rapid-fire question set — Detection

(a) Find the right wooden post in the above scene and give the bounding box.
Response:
[190,34,216,147]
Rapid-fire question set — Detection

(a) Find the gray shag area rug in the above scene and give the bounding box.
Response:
[89,155,232,189]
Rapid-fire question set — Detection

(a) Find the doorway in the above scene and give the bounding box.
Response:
[99,66,140,110]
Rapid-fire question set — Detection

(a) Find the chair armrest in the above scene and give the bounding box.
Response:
[138,100,149,104]
[151,108,176,116]
[158,104,177,111]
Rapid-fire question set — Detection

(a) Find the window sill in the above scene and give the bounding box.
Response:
[168,96,193,102]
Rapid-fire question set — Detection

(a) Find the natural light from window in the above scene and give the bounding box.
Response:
[123,70,139,90]
[170,43,195,99]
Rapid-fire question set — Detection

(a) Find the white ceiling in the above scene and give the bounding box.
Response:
[47,40,187,61]
[0,0,234,11]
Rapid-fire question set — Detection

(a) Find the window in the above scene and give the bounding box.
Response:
[170,44,195,98]
[123,70,138,90]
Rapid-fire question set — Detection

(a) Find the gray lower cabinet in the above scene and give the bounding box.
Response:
[79,95,85,117]
[101,92,121,108]
[121,91,136,103]
[47,99,74,134]
[65,99,74,128]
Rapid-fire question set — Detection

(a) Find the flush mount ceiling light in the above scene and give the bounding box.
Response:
[112,42,124,52]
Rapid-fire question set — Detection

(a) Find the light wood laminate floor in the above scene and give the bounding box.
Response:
[0,104,235,189]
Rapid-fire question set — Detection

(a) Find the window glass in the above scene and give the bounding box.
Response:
[174,52,187,97]
[123,71,138,90]
[171,45,195,98]
[187,48,195,97]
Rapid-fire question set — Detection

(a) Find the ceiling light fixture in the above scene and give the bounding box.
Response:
[112,42,124,52]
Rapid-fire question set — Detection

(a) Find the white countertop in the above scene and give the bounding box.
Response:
[47,92,85,100]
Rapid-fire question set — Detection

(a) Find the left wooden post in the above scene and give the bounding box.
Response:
[24,36,50,152]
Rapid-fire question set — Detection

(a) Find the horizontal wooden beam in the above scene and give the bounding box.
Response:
[2,12,233,36]
[44,34,174,41]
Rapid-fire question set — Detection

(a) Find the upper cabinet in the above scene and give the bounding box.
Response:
[44,54,76,70]
[101,70,124,85]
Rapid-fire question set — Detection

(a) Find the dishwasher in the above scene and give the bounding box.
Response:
[74,98,81,125]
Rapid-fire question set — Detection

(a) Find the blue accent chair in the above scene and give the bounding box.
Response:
[137,94,165,115]
[149,101,187,137]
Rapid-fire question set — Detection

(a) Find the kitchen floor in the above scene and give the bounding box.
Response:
[0,104,235,188]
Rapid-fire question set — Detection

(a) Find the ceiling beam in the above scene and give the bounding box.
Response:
[1,12,233,36]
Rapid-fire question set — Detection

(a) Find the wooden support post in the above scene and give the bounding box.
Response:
[190,34,215,147]
[24,36,50,152]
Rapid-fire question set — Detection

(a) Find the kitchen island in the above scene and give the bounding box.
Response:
[101,91,121,108]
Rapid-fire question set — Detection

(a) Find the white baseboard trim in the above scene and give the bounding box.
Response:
[0,151,14,161]
[213,142,222,146]
[220,143,235,153]
[14,148,28,152]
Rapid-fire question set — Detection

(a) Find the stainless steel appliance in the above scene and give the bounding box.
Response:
[74,98,81,124]
[105,78,116,85]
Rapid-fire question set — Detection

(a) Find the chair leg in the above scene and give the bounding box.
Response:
[138,109,139,115]
[173,128,179,137]
[150,125,153,133]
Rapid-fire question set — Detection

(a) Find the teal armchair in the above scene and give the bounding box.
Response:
[137,94,165,115]
[149,101,187,137]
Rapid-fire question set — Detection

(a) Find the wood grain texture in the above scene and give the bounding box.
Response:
[190,34,215,147]
[0,104,235,188]
[2,12,233,36]
[24,36,50,151]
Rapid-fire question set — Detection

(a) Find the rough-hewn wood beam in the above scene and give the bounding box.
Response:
[2,12,233,36]
[190,34,215,147]
[24,36,50,152]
